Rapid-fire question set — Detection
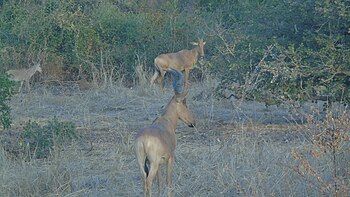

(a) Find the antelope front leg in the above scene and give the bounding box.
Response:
[166,157,174,197]
[19,81,24,92]
[25,80,31,92]
[184,69,190,87]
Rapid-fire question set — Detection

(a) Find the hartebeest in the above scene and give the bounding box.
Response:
[150,38,206,92]
[6,63,42,92]
[135,69,195,197]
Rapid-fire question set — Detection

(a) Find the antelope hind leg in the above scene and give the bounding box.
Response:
[150,70,159,87]
[157,167,162,197]
[166,157,174,197]
[146,162,160,197]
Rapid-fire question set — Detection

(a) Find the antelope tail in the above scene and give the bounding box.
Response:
[154,58,161,73]
[136,140,149,177]
[144,158,150,176]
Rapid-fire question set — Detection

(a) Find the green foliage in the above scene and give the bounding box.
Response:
[20,117,78,159]
[257,0,350,104]
[0,74,15,129]
[0,0,201,83]
[260,38,349,104]
[91,3,146,77]
[1,0,347,104]
[208,0,350,105]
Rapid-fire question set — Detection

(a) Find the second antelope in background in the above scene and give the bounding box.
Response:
[150,38,206,92]
[135,69,195,197]
[6,63,42,92]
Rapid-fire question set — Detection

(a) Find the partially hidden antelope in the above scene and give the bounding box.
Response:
[150,38,206,92]
[135,69,195,197]
[6,63,42,92]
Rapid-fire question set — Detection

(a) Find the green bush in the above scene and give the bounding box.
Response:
[0,0,202,84]
[205,0,350,105]
[0,74,16,129]
[20,117,78,159]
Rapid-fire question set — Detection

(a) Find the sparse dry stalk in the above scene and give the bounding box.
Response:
[292,105,350,196]
[135,54,148,87]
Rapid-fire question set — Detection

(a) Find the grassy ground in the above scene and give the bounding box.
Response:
[0,78,349,196]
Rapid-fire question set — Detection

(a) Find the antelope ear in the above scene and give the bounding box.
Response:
[203,42,206,45]
[190,42,198,46]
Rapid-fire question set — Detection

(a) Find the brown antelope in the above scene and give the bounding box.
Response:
[6,63,42,92]
[135,69,195,197]
[150,38,206,92]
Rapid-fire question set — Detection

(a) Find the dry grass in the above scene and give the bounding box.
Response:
[0,77,349,196]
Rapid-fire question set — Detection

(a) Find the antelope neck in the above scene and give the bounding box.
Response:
[159,101,178,132]
[27,66,38,76]
[192,46,199,59]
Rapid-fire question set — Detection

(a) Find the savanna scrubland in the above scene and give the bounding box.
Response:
[0,0,349,196]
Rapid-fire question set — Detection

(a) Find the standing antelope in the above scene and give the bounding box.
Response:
[135,69,195,197]
[6,63,42,92]
[150,38,206,92]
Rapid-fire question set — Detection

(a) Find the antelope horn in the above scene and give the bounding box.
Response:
[168,68,183,95]
[168,68,189,101]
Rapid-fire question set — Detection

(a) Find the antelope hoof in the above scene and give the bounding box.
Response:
[188,123,195,127]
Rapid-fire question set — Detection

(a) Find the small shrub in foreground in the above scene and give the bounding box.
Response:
[20,117,78,160]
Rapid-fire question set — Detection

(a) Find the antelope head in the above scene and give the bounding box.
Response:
[171,68,195,127]
[35,63,42,73]
[191,38,206,65]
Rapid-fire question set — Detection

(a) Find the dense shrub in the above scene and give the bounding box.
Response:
[0,74,16,129]
[202,0,349,105]
[0,0,348,104]
[0,0,201,83]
